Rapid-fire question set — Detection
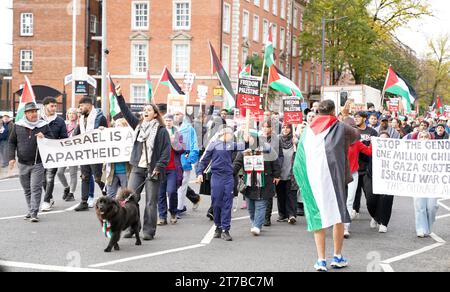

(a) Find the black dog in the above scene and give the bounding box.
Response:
[95,189,141,252]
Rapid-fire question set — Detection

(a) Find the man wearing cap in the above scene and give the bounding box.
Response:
[8,102,54,222]
[0,114,13,168]
[41,97,68,212]
[375,115,400,139]
[350,111,379,219]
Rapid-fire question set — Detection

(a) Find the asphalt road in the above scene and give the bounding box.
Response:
[0,174,449,272]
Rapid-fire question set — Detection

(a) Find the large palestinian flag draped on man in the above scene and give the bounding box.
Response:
[209,42,235,111]
[293,115,350,232]
[383,66,417,113]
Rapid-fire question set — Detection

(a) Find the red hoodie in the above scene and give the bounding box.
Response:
[348,141,372,173]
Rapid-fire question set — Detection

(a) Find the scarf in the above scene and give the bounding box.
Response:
[136,119,160,163]
[16,118,48,130]
[41,111,58,123]
[280,132,294,150]
[79,108,98,134]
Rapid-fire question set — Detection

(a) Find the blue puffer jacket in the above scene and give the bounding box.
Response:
[179,122,199,171]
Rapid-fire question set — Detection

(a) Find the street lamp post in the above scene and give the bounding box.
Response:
[321,16,348,89]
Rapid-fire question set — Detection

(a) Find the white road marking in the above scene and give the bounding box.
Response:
[0,188,23,193]
[201,225,216,245]
[437,213,450,220]
[0,204,79,221]
[0,260,116,272]
[89,244,205,268]
[438,200,450,212]
[379,263,394,272]
[382,242,445,265]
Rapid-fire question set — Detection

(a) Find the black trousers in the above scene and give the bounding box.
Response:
[80,164,105,202]
[364,175,394,226]
[275,180,297,218]
[353,173,367,213]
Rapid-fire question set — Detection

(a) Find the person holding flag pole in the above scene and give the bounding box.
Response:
[8,76,54,222]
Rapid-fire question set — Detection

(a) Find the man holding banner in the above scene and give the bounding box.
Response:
[73,97,108,212]
[8,102,54,222]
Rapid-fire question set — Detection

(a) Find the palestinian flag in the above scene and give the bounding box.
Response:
[108,74,121,119]
[264,25,274,67]
[209,42,235,111]
[16,76,36,122]
[268,65,302,97]
[293,115,350,232]
[146,69,153,103]
[383,66,417,113]
[159,66,185,95]
[239,64,252,77]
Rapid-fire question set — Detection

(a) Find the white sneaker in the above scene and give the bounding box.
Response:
[351,210,359,220]
[370,218,379,229]
[378,225,388,233]
[87,197,95,208]
[41,201,53,212]
[344,229,350,239]
[251,227,261,236]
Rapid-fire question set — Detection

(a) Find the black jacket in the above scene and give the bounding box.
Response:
[8,124,54,165]
[233,151,281,200]
[116,95,171,179]
[47,116,68,139]
[0,121,14,142]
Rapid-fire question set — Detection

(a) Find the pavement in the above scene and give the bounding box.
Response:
[0,175,449,272]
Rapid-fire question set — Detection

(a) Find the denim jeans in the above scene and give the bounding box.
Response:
[177,170,191,210]
[414,197,439,235]
[106,173,128,199]
[43,168,58,203]
[128,166,160,237]
[247,198,268,229]
[157,169,178,219]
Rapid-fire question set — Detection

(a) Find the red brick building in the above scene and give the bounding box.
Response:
[11,0,329,115]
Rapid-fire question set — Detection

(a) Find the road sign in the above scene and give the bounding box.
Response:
[213,86,224,97]
[75,81,88,95]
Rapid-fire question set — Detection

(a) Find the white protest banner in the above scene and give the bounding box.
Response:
[372,137,450,199]
[38,128,135,169]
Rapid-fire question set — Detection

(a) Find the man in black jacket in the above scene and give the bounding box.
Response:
[0,114,13,168]
[41,97,68,211]
[9,102,53,222]
[73,97,108,212]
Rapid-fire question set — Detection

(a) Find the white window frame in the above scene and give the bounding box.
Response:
[254,0,260,7]
[280,27,285,51]
[131,42,148,75]
[299,11,303,31]
[132,1,149,30]
[253,15,260,42]
[20,50,33,72]
[292,37,297,57]
[90,15,97,34]
[173,0,191,30]
[272,0,278,16]
[292,65,296,86]
[280,0,286,19]
[298,65,303,90]
[242,10,250,39]
[223,2,231,33]
[222,44,230,75]
[264,0,270,11]
[272,24,277,49]
[20,13,33,36]
[172,42,190,75]
[130,84,148,104]
[293,7,298,29]
[263,19,269,43]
